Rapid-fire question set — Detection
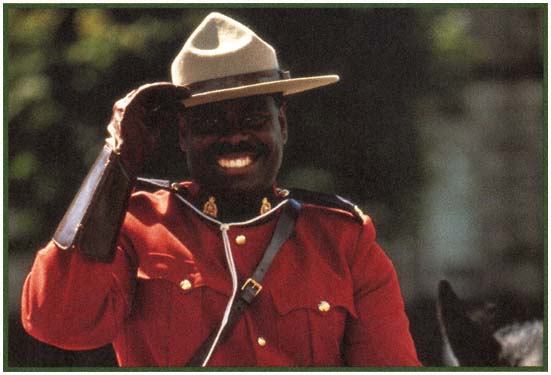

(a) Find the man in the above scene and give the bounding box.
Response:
[21,12,421,367]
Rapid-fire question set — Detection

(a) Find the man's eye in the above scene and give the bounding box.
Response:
[198,118,223,131]
[242,115,270,126]
[186,117,222,135]
[204,118,221,127]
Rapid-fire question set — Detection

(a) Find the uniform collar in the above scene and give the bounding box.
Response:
[173,181,289,223]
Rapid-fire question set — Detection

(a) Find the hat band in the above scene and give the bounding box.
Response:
[188,69,291,94]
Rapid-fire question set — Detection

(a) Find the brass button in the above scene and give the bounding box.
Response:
[318,301,331,312]
[235,235,247,245]
[179,279,192,291]
[257,337,267,347]
[278,189,290,198]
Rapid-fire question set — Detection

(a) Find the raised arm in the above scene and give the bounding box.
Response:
[21,83,189,349]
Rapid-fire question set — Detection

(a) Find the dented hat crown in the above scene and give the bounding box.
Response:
[171,12,339,107]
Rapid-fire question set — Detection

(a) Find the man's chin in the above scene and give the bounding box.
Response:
[192,161,280,199]
[205,178,273,200]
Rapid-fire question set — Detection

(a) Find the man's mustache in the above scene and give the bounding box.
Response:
[207,140,269,157]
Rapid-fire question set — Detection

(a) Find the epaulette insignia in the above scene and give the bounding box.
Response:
[285,188,367,224]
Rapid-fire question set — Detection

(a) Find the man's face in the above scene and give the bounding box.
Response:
[180,95,287,197]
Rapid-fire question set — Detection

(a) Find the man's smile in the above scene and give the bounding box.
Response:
[208,140,268,174]
[217,154,254,169]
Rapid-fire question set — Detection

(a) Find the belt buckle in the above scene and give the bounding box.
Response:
[241,278,263,296]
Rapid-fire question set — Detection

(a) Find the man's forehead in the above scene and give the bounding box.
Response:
[185,95,276,117]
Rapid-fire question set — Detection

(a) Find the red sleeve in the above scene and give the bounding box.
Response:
[20,238,136,350]
[343,220,422,366]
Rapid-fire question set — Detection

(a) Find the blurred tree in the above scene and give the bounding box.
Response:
[8,8,197,254]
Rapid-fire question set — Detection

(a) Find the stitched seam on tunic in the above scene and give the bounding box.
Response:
[341,220,366,366]
[307,311,314,366]
[167,280,174,366]
[349,222,368,283]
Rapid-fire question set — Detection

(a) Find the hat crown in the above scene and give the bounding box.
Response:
[171,12,279,86]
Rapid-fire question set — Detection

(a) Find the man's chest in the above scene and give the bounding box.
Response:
[119,211,358,366]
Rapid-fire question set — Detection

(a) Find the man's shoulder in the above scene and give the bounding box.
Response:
[286,188,369,225]
[128,178,175,207]
[131,178,370,225]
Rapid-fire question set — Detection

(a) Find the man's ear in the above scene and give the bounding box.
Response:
[278,103,288,144]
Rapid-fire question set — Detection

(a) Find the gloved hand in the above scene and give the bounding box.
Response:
[106,82,190,175]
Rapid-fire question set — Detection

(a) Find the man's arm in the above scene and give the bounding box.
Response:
[20,83,189,349]
[343,221,422,366]
[21,239,136,350]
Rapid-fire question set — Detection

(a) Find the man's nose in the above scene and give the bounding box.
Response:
[220,115,250,142]
[219,131,250,145]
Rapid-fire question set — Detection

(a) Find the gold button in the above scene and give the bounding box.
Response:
[257,337,267,347]
[318,301,331,312]
[179,279,192,291]
[278,189,290,198]
[235,235,247,245]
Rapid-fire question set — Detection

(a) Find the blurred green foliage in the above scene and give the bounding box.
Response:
[431,11,483,64]
[8,8,195,250]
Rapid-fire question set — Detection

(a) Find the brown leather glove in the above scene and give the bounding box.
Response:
[53,83,189,262]
[106,82,190,175]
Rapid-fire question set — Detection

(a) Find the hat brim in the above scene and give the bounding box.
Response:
[182,75,339,107]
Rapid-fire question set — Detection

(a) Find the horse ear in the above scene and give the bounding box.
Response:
[437,280,506,366]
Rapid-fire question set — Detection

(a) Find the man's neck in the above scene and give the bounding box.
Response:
[194,186,278,222]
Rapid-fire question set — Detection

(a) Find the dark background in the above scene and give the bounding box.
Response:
[6,6,545,367]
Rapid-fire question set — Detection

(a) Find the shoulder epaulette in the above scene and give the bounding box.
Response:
[135,180,367,223]
[286,188,367,224]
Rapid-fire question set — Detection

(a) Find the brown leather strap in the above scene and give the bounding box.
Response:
[186,199,301,367]
[187,69,291,94]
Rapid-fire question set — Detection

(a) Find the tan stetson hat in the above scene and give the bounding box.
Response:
[171,12,339,108]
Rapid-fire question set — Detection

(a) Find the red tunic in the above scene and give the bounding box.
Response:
[21,185,421,367]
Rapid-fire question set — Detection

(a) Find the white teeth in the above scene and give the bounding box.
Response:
[218,156,253,169]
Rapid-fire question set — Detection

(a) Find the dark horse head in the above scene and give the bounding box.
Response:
[436,280,543,367]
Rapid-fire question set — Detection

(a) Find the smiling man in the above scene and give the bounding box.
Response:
[21,12,421,367]
[180,95,288,221]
